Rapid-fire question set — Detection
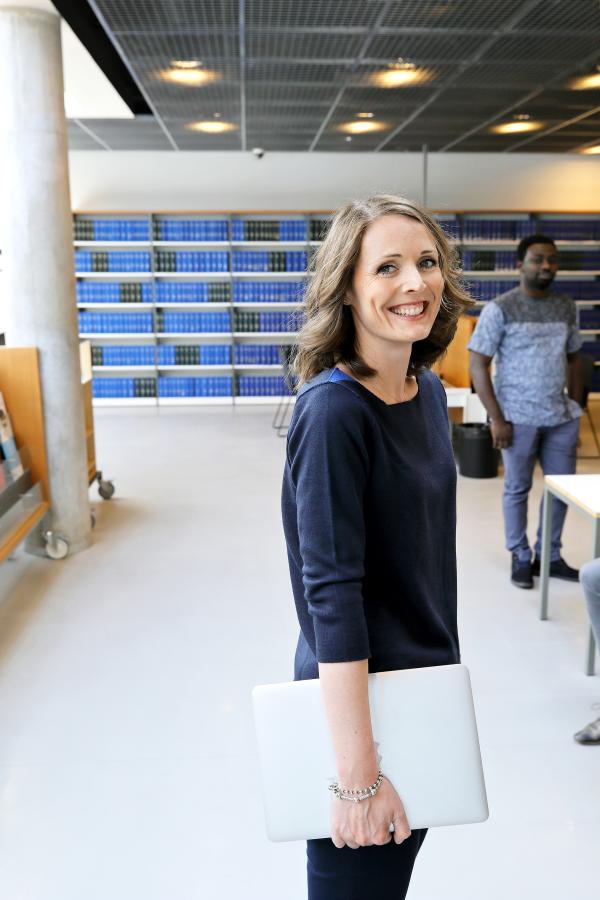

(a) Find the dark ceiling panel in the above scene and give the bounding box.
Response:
[246,0,381,30]
[98,0,239,31]
[485,32,600,63]
[246,30,365,60]
[66,0,600,153]
[366,31,488,63]
[380,0,528,31]
[518,0,600,32]
[452,61,560,88]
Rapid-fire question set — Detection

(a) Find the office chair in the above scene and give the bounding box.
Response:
[578,352,600,459]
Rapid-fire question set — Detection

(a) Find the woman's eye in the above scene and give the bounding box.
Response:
[420,257,437,269]
[377,263,396,275]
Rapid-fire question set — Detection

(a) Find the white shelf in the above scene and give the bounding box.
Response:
[581,329,600,335]
[93,365,155,372]
[158,397,233,406]
[155,302,231,309]
[154,241,229,248]
[231,241,307,247]
[231,271,306,278]
[157,332,232,339]
[460,240,599,249]
[92,398,157,407]
[74,241,151,248]
[234,364,283,371]
[463,270,600,278]
[80,333,155,339]
[235,396,296,405]
[462,270,518,277]
[76,272,152,279]
[158,365,233,372]
[153,271,230,279]
[233,332,298,340]
[78,302,150,310]
[93,395,299,406]
[471,299,600,307]
[232,302,301,309]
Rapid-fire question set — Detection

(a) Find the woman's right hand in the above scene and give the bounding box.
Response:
[330,777,411,850]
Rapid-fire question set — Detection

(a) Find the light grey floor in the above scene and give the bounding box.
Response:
[0,405,599,900]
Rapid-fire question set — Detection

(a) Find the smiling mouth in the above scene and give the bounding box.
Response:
[388,301,428,318]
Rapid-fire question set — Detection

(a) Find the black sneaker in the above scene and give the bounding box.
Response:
[511,554,533,589]
[532,557,579,581]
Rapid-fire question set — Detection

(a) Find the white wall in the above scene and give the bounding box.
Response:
[67,151,600,212]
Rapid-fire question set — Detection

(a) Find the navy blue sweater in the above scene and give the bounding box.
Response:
[281,367,460,681]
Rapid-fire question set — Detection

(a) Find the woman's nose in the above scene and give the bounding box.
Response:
[399,265,426,291]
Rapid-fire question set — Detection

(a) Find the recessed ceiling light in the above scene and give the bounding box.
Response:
[391,58,416,70]
[345,136,353,142]
[157,63,219,86]
[214,112,222,118]
[338,119,388,135]
[370,63,431,88]
[171,59,202,69]
[571,67,600,90]
[187,120,237,134]
[513,114,531,121]
[581,144,600,155]
[356,112,374,119]
[490,119,543,135]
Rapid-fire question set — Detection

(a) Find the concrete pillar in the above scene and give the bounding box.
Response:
[0,0,91,555]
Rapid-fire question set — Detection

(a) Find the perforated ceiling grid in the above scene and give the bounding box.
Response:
[68,0,600,153]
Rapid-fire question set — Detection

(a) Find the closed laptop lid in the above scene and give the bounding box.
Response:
[252,663,488,842]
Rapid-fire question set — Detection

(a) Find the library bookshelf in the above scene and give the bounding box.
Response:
[73,211,600,406]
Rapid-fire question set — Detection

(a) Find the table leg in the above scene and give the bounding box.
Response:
[539,486,553,620]
[586,518,600,675]
[586,628,596,676]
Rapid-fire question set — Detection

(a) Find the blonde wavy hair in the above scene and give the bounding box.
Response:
[293,194,474,385]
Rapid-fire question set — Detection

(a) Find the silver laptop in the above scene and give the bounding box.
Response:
[252,663,488,842]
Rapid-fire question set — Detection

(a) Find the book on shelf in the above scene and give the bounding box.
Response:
[0,392,25,480]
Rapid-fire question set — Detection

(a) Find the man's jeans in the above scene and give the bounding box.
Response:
[501,418,580,563]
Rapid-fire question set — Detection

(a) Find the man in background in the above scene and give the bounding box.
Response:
[469,234,583,589]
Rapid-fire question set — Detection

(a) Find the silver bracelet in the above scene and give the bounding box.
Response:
[329,771,385,803]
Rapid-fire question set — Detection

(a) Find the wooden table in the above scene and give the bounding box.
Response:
[539,474,600,675]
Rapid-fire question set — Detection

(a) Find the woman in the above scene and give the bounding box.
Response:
[281,194,473,900]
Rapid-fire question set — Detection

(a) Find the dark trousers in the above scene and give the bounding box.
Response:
[307,829,427,900]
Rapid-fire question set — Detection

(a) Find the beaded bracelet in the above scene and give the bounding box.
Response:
[328,771,385,803]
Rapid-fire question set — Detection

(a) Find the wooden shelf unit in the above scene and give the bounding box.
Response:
[0,348,49,562]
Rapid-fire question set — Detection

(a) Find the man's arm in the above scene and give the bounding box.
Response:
[567,352,584,407]
[469,350,513,449]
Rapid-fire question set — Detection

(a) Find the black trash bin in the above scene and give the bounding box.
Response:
[455,423,499,478]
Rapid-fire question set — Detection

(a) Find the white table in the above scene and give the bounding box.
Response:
[540,474,600,675]
[445,388,487,423]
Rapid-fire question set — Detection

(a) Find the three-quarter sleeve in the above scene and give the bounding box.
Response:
[286,387,371,663]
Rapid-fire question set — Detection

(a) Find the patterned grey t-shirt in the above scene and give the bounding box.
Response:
[468,287,582,427]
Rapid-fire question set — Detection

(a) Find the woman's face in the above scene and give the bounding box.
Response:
[347,214,444,355]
